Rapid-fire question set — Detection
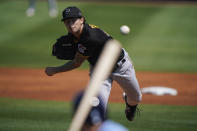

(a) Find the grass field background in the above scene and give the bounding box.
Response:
[0,0,197,72]
[0,1,197,131]
[0,98,197,131]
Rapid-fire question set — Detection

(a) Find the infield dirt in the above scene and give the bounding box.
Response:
[0,68,196,106]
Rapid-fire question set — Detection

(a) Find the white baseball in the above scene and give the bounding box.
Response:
[120,25,130,35]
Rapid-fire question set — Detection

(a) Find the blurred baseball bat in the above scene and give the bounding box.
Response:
[68,39,122,131]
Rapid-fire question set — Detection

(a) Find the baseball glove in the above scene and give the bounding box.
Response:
[52,35,77,60]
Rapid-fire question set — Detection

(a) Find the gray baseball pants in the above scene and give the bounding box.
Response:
[90,49,142,110]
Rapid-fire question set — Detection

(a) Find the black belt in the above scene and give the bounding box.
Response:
[120,58,126,64]
[112,49,126,72]
[112,58,126,72]
[117,49,124,62]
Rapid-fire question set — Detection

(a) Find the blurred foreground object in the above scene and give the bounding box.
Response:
[71,91,129,131]
[141,86,178,96]
[26,0,58,18]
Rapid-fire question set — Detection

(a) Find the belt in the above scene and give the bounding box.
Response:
[117,58,126,67]
[112,58,126,72]
[120,58,126,64]
[117,49,125,65]
[117,49,124,62]
[112,49,126,72]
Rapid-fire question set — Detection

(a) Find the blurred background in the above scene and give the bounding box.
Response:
[0,0,197,72]
[0,0,197,131]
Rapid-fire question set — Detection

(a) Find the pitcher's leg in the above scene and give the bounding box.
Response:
[115,67,142,105]
[123,74,142,105]
[113,67,142,121]
[89,65,113,111]
[98,78,113,110]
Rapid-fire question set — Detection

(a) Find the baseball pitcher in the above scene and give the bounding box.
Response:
[45,6,142,121]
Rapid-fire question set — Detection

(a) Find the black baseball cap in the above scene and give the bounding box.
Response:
[61,6,83,21]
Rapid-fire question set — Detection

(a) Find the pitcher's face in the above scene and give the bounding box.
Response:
[64,17,84,35]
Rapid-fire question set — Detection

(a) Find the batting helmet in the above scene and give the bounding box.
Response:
[72,91,107,126]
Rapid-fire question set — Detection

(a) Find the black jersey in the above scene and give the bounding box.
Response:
[68,23,124,66]
[77,23,113,66]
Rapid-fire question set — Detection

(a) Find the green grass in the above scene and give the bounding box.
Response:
[0,1,197,72]
[0,98,197,131]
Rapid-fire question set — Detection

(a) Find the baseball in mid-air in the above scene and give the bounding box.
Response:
[120,25,130,35]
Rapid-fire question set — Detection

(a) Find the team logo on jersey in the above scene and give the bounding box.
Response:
[78,44,86,54]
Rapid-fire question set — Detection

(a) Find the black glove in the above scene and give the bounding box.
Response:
[52,35,77,60]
